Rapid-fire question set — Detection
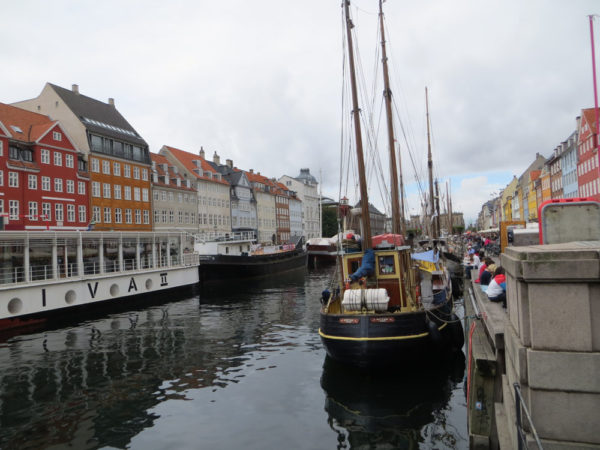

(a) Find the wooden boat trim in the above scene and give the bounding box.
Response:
[318,322,447,341]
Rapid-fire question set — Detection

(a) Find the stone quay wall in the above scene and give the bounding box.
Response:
[501,241,600,449]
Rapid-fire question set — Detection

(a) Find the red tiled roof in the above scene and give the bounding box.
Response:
[150,152,196,192]
[160,145,229,185]
[582,108,600,134]
[0,103,56,142]
[530,170,541,181]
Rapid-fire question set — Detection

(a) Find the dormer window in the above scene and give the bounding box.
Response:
[53,131,62,141]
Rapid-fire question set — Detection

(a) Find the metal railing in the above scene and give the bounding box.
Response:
[514,383,544,450]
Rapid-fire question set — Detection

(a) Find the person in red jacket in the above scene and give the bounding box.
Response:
[487,266,506,307]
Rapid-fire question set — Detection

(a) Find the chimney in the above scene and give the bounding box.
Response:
[199,146,205,159]
[108,98,115,107]
[249,169,254,173]
[72,84,79,94]
[213,151,220,165]
[226,159,233,168]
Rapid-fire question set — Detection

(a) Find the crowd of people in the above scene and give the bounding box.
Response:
[463,237,506,308]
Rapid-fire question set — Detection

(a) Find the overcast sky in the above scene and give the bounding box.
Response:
[1,0,598,225]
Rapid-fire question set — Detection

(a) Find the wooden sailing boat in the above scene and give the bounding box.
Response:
[319,0,463,368]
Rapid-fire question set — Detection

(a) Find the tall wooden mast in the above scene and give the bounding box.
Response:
[344,0,371,248]
[378,0,404,236]
[425,87,437,239]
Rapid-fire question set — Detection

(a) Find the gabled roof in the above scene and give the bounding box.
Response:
[0,102,57,142]
[160,145,229,185]
[150,153,196,192]
[581,108,600,135]
[48,83,147,146]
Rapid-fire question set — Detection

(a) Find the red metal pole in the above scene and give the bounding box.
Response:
[589,15,600,197]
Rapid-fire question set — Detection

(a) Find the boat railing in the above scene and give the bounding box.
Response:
[0,231,200,287]
[193,230,256,243]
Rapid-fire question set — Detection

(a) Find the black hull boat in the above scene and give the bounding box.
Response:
[198,248,307,284]
[319,1,464,369]
[320,285,463,368]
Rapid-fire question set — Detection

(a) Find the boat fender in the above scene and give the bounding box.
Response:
[427,319,442,346]
[449,313,465,350]
[321,289,331,305]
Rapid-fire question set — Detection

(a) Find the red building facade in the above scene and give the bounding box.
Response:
[0,104,89,230]
[577,108,600,201]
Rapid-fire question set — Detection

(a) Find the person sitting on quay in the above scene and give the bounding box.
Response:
[487,266,506,308]
[475,257,494,284]
[480,262,496,287]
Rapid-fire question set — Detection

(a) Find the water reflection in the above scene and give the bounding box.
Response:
[321,353,466,449]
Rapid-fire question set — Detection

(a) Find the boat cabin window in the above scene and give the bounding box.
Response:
[378,255,396,275]
[347,257,362,276]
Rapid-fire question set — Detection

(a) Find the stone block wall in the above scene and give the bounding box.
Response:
[501,241,600,449]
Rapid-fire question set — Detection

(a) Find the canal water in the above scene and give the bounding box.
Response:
[0,266,468,449]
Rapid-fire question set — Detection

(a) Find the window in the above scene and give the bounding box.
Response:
[9,146,19,159]
[102,160,110,175]
[92,181,101,197]
[0,141,2,156]
[169,211,174,223]
[135,209,141,224]
[9,200,19,220]
[28,174,37,190]
[134,187,141,201]
[78,181,86,195]
[9,172,18,188]
[113,162,121,176]
[161,191,167,201]
[91,158,99,172]
[0,170,3,186]
[55,203,64,222]
[54,178,63,192]
[103,207,111,223]
[114,185,122,200]
[66,180,74,194]
[54,152,62,166]
[133,167,140,179]
[65,154,74,168]
[154,190,160,201]
[178,211,183,224]
[53,131,62,141]
[93,206,101,223]
[79,205,86,223]
[169,192,174,202]
[103,183,111,198]
[154,210,160,223]
[142,188,149,202]
[124,164,131,178]
[142,169,148,181]
[115,208,122,224]
[143,210,149,224]
[124,186,131,200]
[28,202,38,220]
[67,204,75,222]
[125,209,132,224]
[162,210,167,223]
[178,193,183,203]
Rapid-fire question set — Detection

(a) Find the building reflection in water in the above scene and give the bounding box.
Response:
[0,268,311,450]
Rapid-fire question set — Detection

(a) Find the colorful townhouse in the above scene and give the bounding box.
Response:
[150,153,198,249]
[206,153,257,236]
[279,168,320,240]
[159,146,231,236]
[0,103,89,230]
[576,108,600,201]
[561,129,579,199]
[273,183,291,244]
[245,169,277,244]
[13,83,152,230]
[548,146,563,199]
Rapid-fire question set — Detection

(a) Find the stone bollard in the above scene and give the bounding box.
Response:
[501,240,600,449]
